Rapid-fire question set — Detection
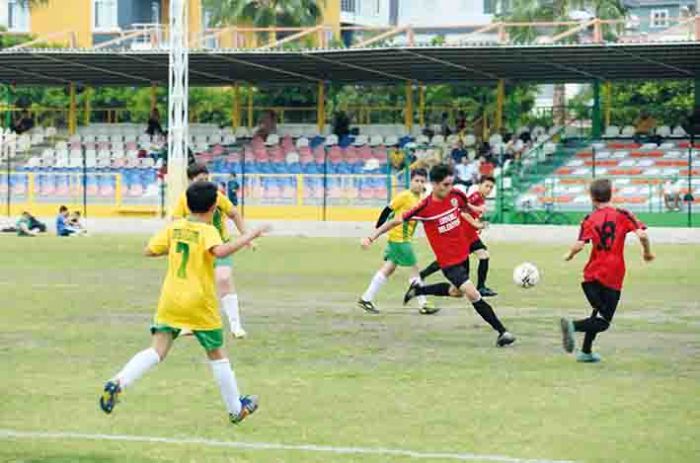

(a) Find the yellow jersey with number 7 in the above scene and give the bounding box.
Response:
[172,191,234,241]
[148,219,223,330]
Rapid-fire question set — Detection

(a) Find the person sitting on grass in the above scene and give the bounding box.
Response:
[56,206,83,237]
[16,211,42,237]
[68,211,87,232]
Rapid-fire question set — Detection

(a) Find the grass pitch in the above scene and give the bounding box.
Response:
[1,234,699,463]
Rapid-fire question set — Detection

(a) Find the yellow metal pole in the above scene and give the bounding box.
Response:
[27,173,35,208]
[83,87,92,127]
[418,84,425,129]
[232,82,240,129]
[296,173,303,206]
[317,81,325,134]
[495,79,504,132]
[115,173,122,208]
[68,83,77,135]
[405,81,414,132]
[604,81,612,129]
[247,84,254,129]
[150,84,157,112]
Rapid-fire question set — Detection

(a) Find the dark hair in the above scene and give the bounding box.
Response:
[410,168,428,179]
[479,175,496,184]
[187,163,209,180]
[186,181,219,213]
[73,211,81,217]
[59,205,68,213]
[429,164,454,183]
[590,178,612,203]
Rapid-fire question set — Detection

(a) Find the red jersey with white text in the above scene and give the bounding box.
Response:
[464,187,486,244]
[578,207,646,290]
[403,188,471,268]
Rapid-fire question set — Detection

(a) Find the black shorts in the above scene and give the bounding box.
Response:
[442,259,470,288]
[581,280,621,323]
[469,239,487,253]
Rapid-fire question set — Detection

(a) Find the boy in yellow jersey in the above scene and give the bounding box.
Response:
[172,163,250,339]
[357,169,438,315]
[100,181,269,424]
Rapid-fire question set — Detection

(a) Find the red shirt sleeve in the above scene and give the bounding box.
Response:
[617,208,646,234]
[578,215,593,243]
[451,188,469,210]
[403,197,429,221]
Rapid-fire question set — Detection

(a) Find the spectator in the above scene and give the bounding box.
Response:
[663,181,682,211]
[455,156,478,187]
[146,108,164,137]
[440,112,452,137]
[450,139,467,165]
[455,110,467,133]
[389,147,405,170]
[68,211,86,232]
[478,155,495,177]
[16,211,43,237]
[227,173,240,207]
[635,111,656,136]
[56,206,82,237]
[256,110,277,139]
[332,110,351,138]
[12,109,35,135]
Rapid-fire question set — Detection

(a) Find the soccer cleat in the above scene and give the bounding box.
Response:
[419,301,440,315]
[576,351,601,363]
[99,380,122,414]
[478,287,498,297]
[560,318,575,353]
[357,299,380,314]
[403,281,420,306]
[232,327,247,339]
[230,395,259,424]
[496,331,516,347]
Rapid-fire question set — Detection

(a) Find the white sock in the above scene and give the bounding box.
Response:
[115,348,160,389]
[221,294,242,332]
[362,272,387,302]
[410,276,428,306]
[209,358,242,415]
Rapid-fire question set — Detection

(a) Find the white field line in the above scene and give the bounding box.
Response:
[0,429,576,463]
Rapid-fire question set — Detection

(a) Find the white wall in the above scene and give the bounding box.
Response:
[0,0,8,29]
[398,0,491,27]
[340,0,391,27]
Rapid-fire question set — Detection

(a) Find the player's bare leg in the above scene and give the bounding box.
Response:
[358,261,396,314]
[217,265,246,339]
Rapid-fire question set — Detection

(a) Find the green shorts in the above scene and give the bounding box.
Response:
[150,323,224,351]
[383,241,417,267]
[214,255,233,267]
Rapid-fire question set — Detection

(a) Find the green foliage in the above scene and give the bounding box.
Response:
[203,0,323,28]
[608,81,693,126]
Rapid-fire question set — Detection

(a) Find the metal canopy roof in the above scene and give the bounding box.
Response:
[0,42,698,87]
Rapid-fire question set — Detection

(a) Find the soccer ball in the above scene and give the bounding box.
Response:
[513,262,540,288]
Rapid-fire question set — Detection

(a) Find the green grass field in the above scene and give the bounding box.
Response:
[1,234,699,463]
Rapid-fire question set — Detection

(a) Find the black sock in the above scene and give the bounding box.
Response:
[415,282,451,297]
[573,317,610,354]
[581,332,597,354]
[419,261,441,281]
[472,299,506,334]
[477,258,489,289]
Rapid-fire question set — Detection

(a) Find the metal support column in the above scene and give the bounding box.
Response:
[604,81,612,129]
[247,84,254,129]
[68,83,77,135]
[232,82,240,129]
[84,87,92,126]
[592,81,602,139]
[150,84,157,113]
[418,83,425,130]
[317,81,325,134]
[404,81,413,133]
[495,79,504,132]
[166,0,189,215]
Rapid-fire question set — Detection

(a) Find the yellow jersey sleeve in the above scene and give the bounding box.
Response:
[216,192,235,218]
[147,226,171,255]
[389,191,409,212]
[202,224,223,253]
[171,193,189,219]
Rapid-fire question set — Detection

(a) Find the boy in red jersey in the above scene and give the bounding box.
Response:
[560,178,654,363]
[418,175,498,297]
[362,164,515,347]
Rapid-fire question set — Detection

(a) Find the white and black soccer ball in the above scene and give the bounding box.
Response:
[513,262,540,288]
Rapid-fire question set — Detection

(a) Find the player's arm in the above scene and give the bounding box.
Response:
[210,225,270,258]
[144,227,169,257]
[375,206,393,228]
[460,212,486,230]
[564,240,586,261]
[466,202,487,215]
[361,217,403,248]
[635,229,654,262]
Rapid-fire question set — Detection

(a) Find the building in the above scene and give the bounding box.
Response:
[0,0,202,48]
[624,0,695,33]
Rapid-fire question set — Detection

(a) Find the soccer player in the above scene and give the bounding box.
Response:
[417,175,498,297]
[357,169,438,315]
[172,163,250,339]
[560,178,654,363]
[99,181,268,423]
[362,164,515,347]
